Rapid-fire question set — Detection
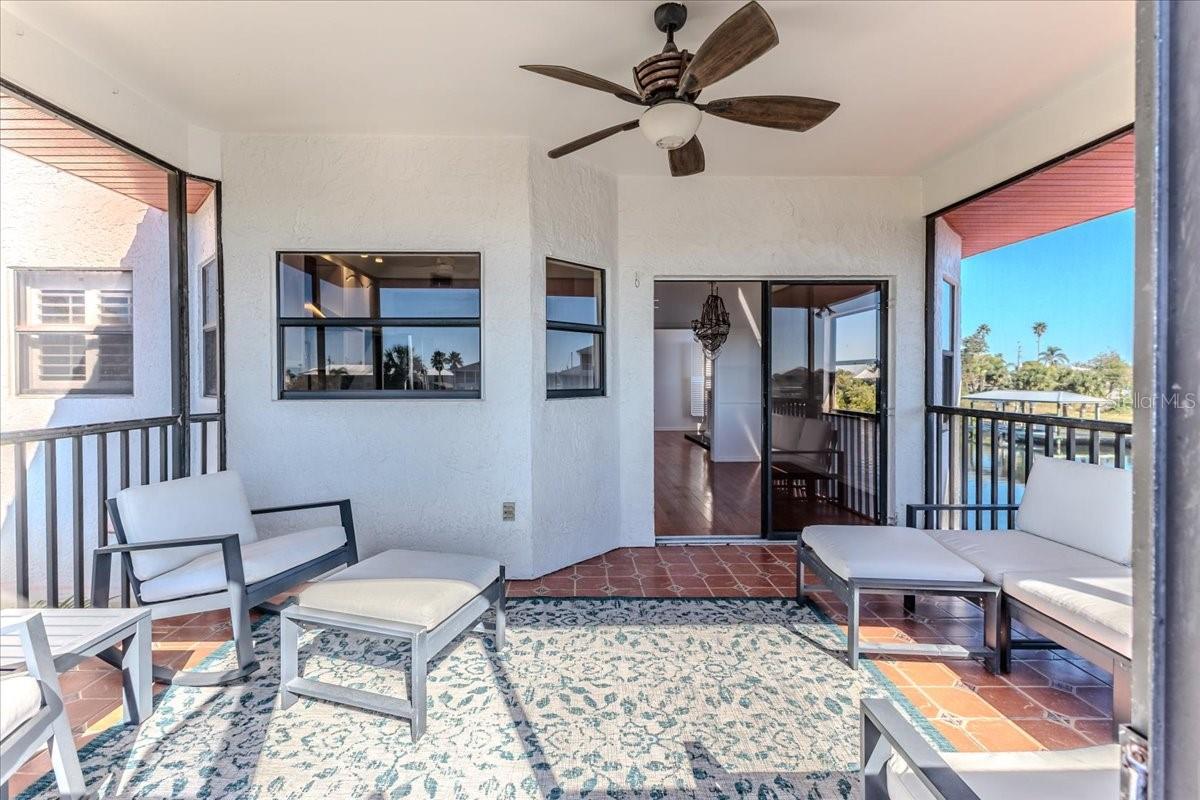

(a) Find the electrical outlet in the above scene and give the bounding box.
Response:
[502,501,516,522]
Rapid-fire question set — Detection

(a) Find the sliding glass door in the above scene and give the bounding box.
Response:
[763,282,887,538]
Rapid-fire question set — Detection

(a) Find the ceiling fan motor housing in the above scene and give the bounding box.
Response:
[633,50,695,102]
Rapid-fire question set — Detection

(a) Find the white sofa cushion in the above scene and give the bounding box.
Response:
[802,526,985,583]
[928,529,1119,585]
[0,675,43,742]
[115,471,258,581]
[139,525,345,603]
[886,744,1119,800]
[299,548,501,629]
[1003,567,1133,659]
[1018,456,1132,565]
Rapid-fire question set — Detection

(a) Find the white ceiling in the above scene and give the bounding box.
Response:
[0,0,1133,177]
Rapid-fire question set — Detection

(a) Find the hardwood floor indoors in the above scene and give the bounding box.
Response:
[654,431,760,536]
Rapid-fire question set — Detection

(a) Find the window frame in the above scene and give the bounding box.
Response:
[11,266,135,396]
[545,257,606,399]
[274,250,483,400]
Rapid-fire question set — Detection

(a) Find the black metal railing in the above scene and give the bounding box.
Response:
[772,398,881,520]
[924,404,1132,531]
[1,413,223,608]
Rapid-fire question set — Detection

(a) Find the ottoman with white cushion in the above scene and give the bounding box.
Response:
[278,548,505,741]
[798,525,1000,671]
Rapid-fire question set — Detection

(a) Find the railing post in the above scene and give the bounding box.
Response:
[13,442,29,607]
[44,440,59,607]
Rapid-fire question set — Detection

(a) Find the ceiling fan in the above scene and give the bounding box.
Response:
[520,1,838,177]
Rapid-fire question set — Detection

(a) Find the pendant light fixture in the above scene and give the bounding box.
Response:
[691,282,731,359]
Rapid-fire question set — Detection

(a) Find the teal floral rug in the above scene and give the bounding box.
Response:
[20,598,948,799]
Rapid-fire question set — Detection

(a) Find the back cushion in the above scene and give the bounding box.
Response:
[771,413,803,450]
[114,471,258,581]
[1018,457,1132,564]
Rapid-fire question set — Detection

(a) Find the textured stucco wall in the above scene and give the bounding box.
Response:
[528,148,621,576]
[616,176,926,543]
[220,134,541,576]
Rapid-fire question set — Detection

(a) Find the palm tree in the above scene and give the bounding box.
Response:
[1032,322,1047,355]
[430,350,447,373]
[445,351,464,390]
[382,344,411,389]
[1039,345,1069,366]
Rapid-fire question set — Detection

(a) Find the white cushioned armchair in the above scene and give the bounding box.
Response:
[93,470,357,686]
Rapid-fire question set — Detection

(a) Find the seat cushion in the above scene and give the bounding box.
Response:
[0,676,43,742]
[139,525,346,603]
[802,526,985,583]
[886,744,1119,800]
[299,548,501,629]
[928,529,1119,585]
[1018,456,1132,565]
[115,471,258,581]
[1003,567,1133,659]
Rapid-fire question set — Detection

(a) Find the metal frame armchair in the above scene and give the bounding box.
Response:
[1,614,86,800]
[861,698,1119,799]
[93,470,358,687]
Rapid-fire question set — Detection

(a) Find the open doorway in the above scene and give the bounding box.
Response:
[653,279,887,540]
[654,281,762,537]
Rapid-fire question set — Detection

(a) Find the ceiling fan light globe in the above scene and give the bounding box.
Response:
[639,101,702,150]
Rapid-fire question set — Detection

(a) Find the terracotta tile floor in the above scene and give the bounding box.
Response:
[8,544,1115,795]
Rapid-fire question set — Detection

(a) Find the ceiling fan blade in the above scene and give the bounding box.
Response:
[668,136,705,177]
[520,65,643,105]
[549,120,640,159]
[676,1,778,96]
[703,96,839,131]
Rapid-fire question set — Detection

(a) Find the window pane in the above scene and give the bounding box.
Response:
[381,327,480,392]
[203,261,218,326]
[99,290,132,325]
[278,253,480,319]
[281,326,375,391]
[941,280,954,352]
[547,330,601,392]
[547,260,601,325]
[203,329,218,397]
[19,332,133,394]
[39,289,86,324]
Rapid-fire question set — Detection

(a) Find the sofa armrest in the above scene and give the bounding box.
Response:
[91,533,244,608]
[861,699,980,800]
[905,503,1020,529]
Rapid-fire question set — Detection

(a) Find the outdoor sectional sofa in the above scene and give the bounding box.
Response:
[800,456,1133,726]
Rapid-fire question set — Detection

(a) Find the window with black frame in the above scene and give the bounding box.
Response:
[276,252,481,398]
[546,258,604,397]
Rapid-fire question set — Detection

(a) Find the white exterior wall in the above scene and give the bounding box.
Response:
[220,134,542,576]
[617,176,926,545]
[528,149,621,576]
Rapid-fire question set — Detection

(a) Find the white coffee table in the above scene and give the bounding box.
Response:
[0,607,153,724]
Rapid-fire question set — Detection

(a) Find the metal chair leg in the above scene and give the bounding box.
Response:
[847,587,861,670]
[409,632,427,742]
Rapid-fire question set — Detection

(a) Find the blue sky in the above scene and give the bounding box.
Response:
[961,209,1134,363]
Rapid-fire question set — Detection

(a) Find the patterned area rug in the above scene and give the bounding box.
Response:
[20,598,948,799]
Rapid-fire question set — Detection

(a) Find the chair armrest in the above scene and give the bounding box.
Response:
[91,533,245,608]
[251,499,358,564]
[861,699,979,800]
[905,503,1020,528]
[94,532,241,555]
[251,499,351,516]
